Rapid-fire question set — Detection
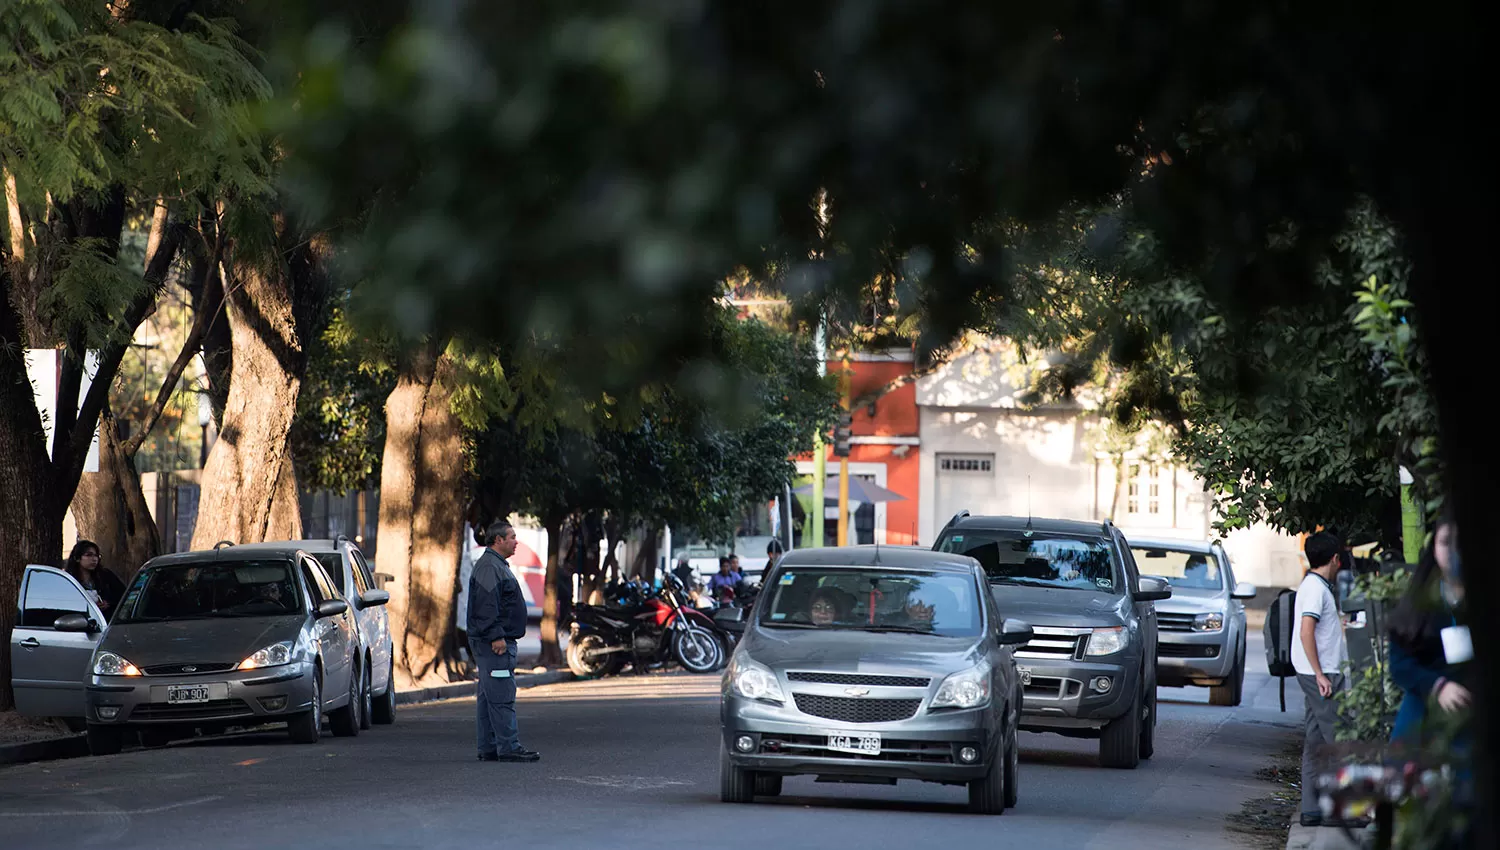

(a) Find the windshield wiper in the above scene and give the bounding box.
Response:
[763,621,820,629]
[859,625,931,634]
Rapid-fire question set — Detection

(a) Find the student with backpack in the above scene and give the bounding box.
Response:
[1293,531,1352,827]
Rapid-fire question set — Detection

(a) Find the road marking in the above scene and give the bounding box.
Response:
[235,758,265,766]
[0,795,222,817]
[555,776,694,790]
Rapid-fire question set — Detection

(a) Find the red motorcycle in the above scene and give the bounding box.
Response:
[566,574,726,678]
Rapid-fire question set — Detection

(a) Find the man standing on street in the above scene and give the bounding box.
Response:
[1295,531,1350,826]
[468,520,540,763]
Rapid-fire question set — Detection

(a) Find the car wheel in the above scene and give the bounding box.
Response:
[359,658,374,731]
[1211,644,1246,706]
[86,723,124,756]
[1138,680,1156,760]
[720,745,754,804]
[288,671,322,744]
[967,741,1007,815]
[371,657,397,725]
[1002,717,1020,809]
[330,662,362,737]
[753,773,783,796]
[1099,695,1142,769]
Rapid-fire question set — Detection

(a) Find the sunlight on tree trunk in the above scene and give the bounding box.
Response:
[70,407,160,579]
[537,515,567,668]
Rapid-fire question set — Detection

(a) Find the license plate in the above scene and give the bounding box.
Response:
[1018,666,1033,686]
[827,733,881,756]
[166,685,211,704]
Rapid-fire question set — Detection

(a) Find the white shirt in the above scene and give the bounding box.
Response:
[1292,571,1348,676]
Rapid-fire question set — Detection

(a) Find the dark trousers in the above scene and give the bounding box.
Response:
[471,640,520,755]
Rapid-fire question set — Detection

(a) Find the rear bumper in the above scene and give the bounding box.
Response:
[85,662,318,726]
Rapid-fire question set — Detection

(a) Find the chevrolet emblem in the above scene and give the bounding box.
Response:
[181,666,197,673]
[844,687,870,697]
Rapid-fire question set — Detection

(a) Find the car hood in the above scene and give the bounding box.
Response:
[740,626,983,678]
[1155,587,1229,615]
[988,583,1128,628]
[102,616,306,665]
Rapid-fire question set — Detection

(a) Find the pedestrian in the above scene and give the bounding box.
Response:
[1295,530,1351,827]
[65,540,125,622]
[466,520,540,763]
[707,556,743,601]
[766,538,785,570]
[1388,507,1470,742]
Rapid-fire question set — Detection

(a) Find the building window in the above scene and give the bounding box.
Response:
[1127,464,1141,514]
[940,455,993,473]
[1147,465,1161,514]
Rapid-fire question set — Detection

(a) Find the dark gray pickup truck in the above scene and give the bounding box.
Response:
[933,514,1171,769]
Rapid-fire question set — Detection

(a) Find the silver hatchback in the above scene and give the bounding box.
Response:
[719,547,1034,814]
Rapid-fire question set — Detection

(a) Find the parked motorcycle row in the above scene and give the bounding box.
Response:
[566,573,760,678]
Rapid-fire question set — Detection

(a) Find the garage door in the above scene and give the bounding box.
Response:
[936,453,996,523]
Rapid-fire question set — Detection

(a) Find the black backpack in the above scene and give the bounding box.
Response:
[1262,587,1298,711]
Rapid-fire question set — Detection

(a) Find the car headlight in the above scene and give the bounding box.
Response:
[93,651,142,677]
[729,656,784,703]
[931,662,992,710]
[1085,626,1128,656]
[1193,612,1225,632]
[237,641,295,670]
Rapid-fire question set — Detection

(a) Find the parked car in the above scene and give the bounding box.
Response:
[1126,537,1256,706]
[12,545,375,754]
[231,538,396,726]
[719,545,1033,814]
[933,514,1171,769]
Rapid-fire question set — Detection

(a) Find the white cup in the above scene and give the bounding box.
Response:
[1441,625,1473,664]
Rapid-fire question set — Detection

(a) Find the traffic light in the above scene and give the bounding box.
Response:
[832,410,853,457]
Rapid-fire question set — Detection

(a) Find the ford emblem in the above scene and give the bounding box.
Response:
[181,666,197,673]
[843,687,870,697]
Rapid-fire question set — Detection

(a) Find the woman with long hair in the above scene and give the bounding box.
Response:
[65,540,126,622]
[1387,507,1469,743]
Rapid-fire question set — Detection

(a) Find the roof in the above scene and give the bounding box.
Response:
[230,539,345,555]
[945,514,1113,538]
[1121,536,1215,554]
[777,545,978,574]
[141,544,308,569]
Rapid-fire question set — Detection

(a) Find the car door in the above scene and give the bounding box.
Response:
[300,557,354,701]
[1116,534,1157,667]
[11,566,106,717]
[349,546,391,693]
[341,545,374,656]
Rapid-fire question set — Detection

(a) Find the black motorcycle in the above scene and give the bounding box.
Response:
[567,574,726,678]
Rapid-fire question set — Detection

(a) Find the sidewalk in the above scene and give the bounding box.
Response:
[1286,825,1361,850]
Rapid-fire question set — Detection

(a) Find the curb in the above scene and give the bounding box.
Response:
[1,670,576,768]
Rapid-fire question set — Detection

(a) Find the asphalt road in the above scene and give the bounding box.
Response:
[0,635,1303,850]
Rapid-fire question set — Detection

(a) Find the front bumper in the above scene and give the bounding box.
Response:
[722,693,997,782]
[85,661,317,726]
[1013,654,1141,732]
[1157,630,1234,685]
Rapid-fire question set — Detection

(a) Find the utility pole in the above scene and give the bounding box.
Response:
[1399,466,1421,563]
[811,320,827,548]
[837,349,852,546]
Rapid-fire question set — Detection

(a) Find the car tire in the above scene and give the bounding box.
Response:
[1099,695,1142,769]
[288,671,322,744]
[1002,717,1020,809]
[753,773,783,796]
[371,657,397,725]
[967,741,1007,815]
[1138,678,1156,760]
[1211,645,1245,707]
[86,723,124,756]
[720,745,754,804]
[330,662,362,737]
[358,658,374,731]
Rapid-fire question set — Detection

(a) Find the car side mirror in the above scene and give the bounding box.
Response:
[53,613,97,634]
[1231,581,1258,600]
[359,589,390,608]
[996,618,1034,646]
[317,599,349,618]
[1134,575,1173,602]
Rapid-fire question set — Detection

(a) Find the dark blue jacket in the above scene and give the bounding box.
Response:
[467,549,527,644]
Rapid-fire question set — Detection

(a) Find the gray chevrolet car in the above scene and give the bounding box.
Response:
[33,545,378,754]
[1127,537,1256,706]
[933,515,1171,769]
[719,546,1034,814]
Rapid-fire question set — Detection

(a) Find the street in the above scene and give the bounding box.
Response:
[0,636,1301,850]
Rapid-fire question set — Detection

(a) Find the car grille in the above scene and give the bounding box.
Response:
[129,698,254,721]
[1021,675,1081,700]
[141,662,238,676]
[792,694,922,723]
[1014,630,1087,661]
[759,733,954,763]
[1158,643,1221,659]
[1157,613,1198,633]
[786,672,931,688]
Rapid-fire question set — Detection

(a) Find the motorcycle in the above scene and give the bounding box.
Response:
[567,574,727,678]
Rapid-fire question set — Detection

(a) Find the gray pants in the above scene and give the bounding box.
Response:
[1297,673,1345,814]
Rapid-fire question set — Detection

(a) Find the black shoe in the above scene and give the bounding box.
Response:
[477,753,499,762]
[1300,812,1322,827]
[495,749,540,762]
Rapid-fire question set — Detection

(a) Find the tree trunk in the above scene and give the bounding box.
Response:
[578,512,605,605]
[69,406,160,580]
[191,252,308,548]
[537,514,568,668]
[374,346,467,688]
[630,525,661,584]
[1108,455,1128,521]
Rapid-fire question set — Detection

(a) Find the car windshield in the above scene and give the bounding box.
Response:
[1130,547,1224,590]
[115,560,303,622]
[758,568,982,637]
[937,530,1120,592]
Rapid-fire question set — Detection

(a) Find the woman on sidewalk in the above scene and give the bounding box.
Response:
[1387,509,1469,743]
[65,540,126,622]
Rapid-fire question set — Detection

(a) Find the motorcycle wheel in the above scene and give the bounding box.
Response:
[567,633,624,679]
[672,625,723,674]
